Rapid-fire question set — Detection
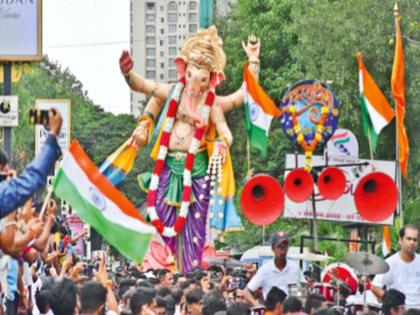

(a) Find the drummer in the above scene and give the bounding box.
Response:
[243,231,306,307]
[371,224,420,310]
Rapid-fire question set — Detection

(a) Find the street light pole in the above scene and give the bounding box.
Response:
[2,62,12,158]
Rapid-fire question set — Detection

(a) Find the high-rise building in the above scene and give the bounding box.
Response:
[130,0,202,117]
[215,0,235,17]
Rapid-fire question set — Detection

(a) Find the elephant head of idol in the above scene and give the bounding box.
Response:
[175,26,226,128]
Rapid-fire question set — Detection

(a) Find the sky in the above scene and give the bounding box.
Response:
[43,0,131,115]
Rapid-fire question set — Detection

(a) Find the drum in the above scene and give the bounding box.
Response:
[321,263,358,294]
[312,282,337,302]
[288,283,309,299]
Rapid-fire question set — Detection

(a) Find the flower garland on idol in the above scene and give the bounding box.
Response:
[286,104,330,172]
[146,78,216,237]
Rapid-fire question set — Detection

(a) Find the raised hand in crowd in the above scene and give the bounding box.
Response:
[0,108,63,219]
[93,255,120,314]
[46,108,63,136]
[32,199,57,252]
[59,256,74,280]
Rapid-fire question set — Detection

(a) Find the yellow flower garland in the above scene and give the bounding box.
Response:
[287,105,330,171]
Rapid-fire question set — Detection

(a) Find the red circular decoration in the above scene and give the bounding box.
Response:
[240,174,284,226]
[284,169,314,203]
[318,167,346,200]
[354,172,398,222]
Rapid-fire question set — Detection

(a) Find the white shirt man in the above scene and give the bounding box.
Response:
[243,231,306,306]
[372,224,420,310]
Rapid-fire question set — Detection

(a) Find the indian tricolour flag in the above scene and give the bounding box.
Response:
[243,64,281,156]
[357,52,395,152]
[53,141,156,263]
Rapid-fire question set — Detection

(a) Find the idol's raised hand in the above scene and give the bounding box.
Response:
[119,50,134,74]
[242,34,261,60]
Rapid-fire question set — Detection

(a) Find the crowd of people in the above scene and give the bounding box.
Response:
[1,109,420,315]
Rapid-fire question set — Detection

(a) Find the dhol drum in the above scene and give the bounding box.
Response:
[311,282,337,302]
[288,283,309,299]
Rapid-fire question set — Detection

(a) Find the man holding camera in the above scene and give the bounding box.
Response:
[0,109,62,219]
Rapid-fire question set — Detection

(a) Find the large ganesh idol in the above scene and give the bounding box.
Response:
[119,26,260,271]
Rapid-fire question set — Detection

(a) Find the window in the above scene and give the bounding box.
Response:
[160,5,164,11]
[146,14,155,22]
[189,13,197,22]
[160,51,164,57]
[146,36,155,45]
[189,24,197,33]
[168,35,177,45]
[169,24,177,33]
[146,71,156,79]
[189,1,197,10]
[169,70,177,80]
[168,13,177,22]
[146,59,156,67]
[160,29,164,34]
[159,40,164,46]
[146,2,155,10]
[168,1,177,11]
[168,59,176,68]
[146,48,155,56]
[160,74,164,80]
[169,47,177,56]
[160,63,164,69]
[161,17,164,23]
[146,25,155,33]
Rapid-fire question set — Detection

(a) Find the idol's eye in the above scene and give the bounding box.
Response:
[187,71,192,78]
[201,77,207,83]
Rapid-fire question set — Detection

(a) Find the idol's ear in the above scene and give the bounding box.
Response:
[210,72,226,89]
[175,56,187,80]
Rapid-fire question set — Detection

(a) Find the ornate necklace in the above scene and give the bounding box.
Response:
[174,122,193,145]
[147,79,216,237]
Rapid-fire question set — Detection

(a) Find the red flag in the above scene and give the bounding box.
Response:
[392,15,409,178]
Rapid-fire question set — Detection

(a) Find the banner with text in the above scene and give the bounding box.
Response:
[65,214,85,256]
[0,0,42,61]
[0,96,18,127]
[35,99,71,155]
[284,154,396,225]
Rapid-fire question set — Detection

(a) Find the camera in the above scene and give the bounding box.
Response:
[228,277,245,289]
[84,264,94,277]
[29,109,49,125]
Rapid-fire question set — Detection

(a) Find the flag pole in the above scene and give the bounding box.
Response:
[367,127,375,170]
[393,2,403,225]
[39,189,53,218]
[246,138,253,178]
